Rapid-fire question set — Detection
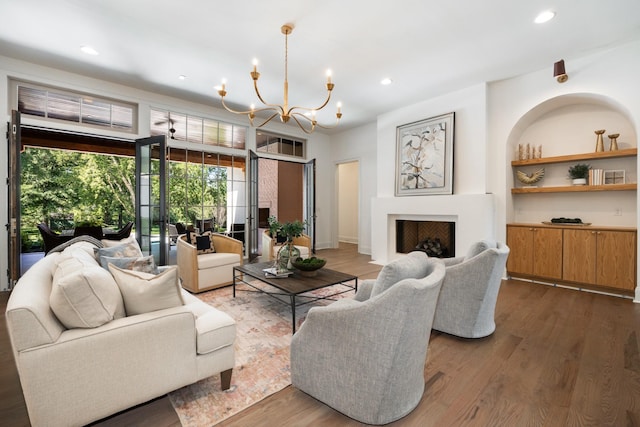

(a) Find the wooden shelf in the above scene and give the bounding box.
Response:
[512,183,637,194]
[511,148,637,167]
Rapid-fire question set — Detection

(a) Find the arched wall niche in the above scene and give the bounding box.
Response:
[505,92,637,227]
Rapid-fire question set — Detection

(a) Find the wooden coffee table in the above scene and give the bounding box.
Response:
[233,262,358,333]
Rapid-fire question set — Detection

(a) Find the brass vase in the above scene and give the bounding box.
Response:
[594,129,605,152]
[608,133,619,151]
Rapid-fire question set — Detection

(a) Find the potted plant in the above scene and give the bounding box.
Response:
[568,163,590,185]
[276,219,306,271]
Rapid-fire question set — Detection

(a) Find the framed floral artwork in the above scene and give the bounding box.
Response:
[395,112,454,196]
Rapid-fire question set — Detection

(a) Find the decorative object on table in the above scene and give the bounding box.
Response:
[604,169,625,185]
[568,163,591,185]
[594,129,606,152]
[291,257,327,277]
[395,112,455,196]
[275,220,306,271]
[553,59,568,83]
[608,133,619,151]
[516,168,545,186]
[536,145,542,159]
[550,217,583,224]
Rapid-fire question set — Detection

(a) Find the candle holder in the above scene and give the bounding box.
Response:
[608,133,619,151]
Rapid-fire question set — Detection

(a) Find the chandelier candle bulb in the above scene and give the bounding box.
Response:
[326,69,332,84]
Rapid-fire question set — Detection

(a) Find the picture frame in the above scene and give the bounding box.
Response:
[604,169,625,185]
[395,112,454,196]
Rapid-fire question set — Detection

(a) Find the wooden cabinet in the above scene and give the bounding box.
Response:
[508,223,637,293]
[506,225,563,280]
[563,229,636,291]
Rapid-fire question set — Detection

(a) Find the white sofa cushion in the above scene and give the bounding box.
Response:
[197,252,241,269]
[50,256,125,329]
[110,265,184,315]
[182,293,236,354]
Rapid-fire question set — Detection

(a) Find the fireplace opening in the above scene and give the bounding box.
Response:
[396,220,455,258]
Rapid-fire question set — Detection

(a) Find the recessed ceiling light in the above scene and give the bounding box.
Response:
[534,10,556,24]
[381,78,393,85]
[80,45,99,55]
[178,75,186,80]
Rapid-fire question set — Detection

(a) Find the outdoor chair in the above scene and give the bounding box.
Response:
[432,240,510,338]
[291,253,445,425]
[37,223,73,254]
[102,221,134,240]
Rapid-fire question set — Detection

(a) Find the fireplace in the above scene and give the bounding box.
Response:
[396,220,455,258]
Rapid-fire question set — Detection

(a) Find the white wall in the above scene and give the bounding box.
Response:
[0,55,333,290]
[369,83,494,263]
[330,122,377,254]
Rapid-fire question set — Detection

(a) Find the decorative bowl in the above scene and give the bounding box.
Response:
[291,257,326,276]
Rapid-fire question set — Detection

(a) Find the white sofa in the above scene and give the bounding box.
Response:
[5,240,236,427]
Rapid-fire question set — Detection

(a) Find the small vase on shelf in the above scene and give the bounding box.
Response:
[594,129,605,152]
[608,133,619,151]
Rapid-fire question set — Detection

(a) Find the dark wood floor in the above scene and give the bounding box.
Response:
[2,243,640,426]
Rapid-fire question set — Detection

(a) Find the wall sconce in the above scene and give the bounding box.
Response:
[553,59,568,83]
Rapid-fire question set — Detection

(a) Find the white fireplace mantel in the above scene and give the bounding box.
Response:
[371,194,496,264]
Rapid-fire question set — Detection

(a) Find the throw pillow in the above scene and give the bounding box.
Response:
[109,264,184,316]
[99,255,158,274]
[187,231,216,254]
[371,251,430,297]
[100,234,140,249]
[94,239,143,263]
[50,256,125,329]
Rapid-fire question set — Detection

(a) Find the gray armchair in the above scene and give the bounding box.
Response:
[432,240,510,338]
[290,253,445,425]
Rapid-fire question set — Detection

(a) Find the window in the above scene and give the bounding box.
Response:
[256,131,305,158]
[15,81,136,132]
[151,109,246,149]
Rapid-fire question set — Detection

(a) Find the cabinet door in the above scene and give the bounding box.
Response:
[596,231,636,291]
[533,228,563,280]
[506,226,534,275]
[563,229,597,284]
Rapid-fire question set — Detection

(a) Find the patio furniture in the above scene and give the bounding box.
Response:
[37,223,74,254]
[103,221,134,241]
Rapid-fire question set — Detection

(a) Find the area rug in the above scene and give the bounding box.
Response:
[168,280,355,427]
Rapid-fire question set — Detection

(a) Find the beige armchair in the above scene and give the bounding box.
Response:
[177,233,243,293]
[261,230,311,261]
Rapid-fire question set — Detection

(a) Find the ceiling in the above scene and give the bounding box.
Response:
[1,0,640,134]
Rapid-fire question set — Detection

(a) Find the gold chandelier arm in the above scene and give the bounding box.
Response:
[253,79,286,114]
[286,86,334,117]
[254,112,281,128]
[290,114,316,134]
[219,96,255,115]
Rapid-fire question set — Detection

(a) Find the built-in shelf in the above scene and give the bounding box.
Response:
[512,183,637,194]
[511,148,637,167]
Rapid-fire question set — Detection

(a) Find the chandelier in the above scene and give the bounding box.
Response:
[216,24,342,134]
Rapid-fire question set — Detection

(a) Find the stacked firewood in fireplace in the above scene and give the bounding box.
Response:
[414,238,449,258]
